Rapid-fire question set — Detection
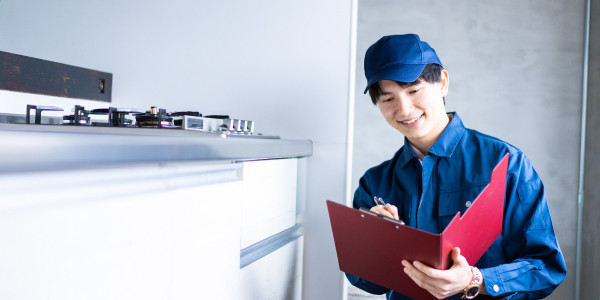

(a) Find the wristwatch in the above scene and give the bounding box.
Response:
[461,266,482,299]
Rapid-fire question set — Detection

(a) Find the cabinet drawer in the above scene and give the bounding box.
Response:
[240,158,298,249]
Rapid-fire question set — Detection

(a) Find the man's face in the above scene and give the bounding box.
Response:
[375,70,449,149]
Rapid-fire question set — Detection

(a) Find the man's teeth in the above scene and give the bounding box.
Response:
[401,116,420,124]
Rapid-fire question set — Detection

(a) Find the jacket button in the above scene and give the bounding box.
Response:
[493,285,500,292]
[465,201,472,208]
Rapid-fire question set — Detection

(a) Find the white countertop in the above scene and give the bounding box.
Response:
[0,124,313,173]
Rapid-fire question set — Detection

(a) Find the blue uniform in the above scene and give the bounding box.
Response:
[346,113,567,299]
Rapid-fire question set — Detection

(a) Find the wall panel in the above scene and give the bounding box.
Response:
[582,0,600,298]
[0,1,353,299]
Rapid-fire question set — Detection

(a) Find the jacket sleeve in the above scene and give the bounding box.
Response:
[479,151,567,299]
[345,273,390,295]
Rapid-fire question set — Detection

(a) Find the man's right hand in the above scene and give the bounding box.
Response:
[370,203,400,221]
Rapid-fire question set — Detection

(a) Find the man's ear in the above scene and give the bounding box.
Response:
[440,69,449,97]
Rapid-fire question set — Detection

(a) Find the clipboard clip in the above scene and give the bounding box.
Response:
[359,207,406,225]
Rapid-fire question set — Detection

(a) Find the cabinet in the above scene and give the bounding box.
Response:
[0,157,305,299]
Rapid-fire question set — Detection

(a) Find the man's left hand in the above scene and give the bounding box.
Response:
[401,247,473,299]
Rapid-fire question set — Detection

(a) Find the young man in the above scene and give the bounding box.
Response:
[346,34,567,299]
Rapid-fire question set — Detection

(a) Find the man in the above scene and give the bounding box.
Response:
[346,34,567,299]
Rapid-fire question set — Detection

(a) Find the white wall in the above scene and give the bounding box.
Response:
[353,1,584,299]
[0,1,353,299]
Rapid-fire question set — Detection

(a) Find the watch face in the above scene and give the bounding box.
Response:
[466,286,480,297]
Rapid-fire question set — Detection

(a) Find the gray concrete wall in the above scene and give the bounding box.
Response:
[352,1,585,299]
[582,0,600,299]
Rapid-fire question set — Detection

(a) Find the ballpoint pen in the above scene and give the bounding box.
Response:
[373,196,385,206]
[372,196,405,225]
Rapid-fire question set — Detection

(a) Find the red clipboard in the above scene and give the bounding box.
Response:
[327,154,508,300]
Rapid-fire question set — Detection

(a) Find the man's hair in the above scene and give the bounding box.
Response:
[367,63,444,105]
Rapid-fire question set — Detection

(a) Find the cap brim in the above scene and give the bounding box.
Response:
[363,64,426,94]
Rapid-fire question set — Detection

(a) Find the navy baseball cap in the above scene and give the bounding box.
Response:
[364,34,443,94]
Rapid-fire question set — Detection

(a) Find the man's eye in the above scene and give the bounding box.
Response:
[409,88,421,94]
[380,98,393,103]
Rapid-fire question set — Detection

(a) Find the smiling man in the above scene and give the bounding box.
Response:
[346,34,567,299]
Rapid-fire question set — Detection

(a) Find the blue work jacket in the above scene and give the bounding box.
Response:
[346,112,566,299]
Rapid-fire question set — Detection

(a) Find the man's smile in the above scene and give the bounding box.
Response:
[399,114,424,126]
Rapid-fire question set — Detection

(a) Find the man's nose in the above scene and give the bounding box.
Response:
[395,97,413,116]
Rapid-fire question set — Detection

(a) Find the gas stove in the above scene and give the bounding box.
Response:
[0,104,276,139]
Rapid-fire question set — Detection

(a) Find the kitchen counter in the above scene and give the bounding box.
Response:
[0,121,310,300]
[0,123,313,173]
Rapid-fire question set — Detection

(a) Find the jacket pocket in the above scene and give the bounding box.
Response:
[438,184,487,230]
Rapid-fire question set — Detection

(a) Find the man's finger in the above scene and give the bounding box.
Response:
[370,205,394,219]
[412,260,445,278]
[384,203,399,220]
[451,247,469,267]
[402,260,427,288]
[403,260,445,298]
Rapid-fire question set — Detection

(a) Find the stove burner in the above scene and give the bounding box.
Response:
[89,107,142,127]
[26,105,64,124]
[135,106,172,128]
[62,105,91,125]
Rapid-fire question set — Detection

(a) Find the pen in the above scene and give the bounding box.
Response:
[373,196,385,206]
[373,196,405,225]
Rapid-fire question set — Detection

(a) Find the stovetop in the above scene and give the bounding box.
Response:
[0,104,278,139]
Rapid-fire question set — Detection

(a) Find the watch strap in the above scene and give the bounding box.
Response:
[460,266,482,299]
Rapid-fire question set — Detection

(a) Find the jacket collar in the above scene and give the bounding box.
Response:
[398,112,465,167]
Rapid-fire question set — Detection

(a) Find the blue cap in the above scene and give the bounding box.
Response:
[363,34,443,94]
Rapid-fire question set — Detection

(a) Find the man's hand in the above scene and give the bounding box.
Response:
[402,247,475,299]
[369,203,399,220]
